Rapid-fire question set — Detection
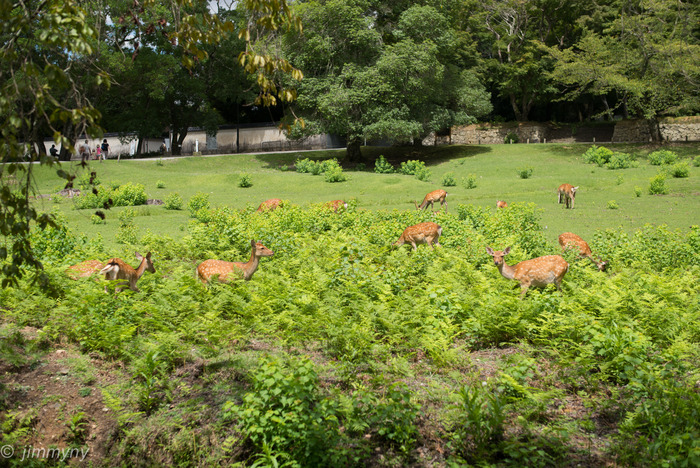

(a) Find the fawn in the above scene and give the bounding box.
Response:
[68,252,155,293]
[394,222,442,250]
[415,190,447,212]
[496,200,508,209]
[325,200,348,212]
[557,184,578,209]
[197,240,274,283]
[256,198,282,212]
[485,246,569,299]
[67,260,105,279]
[558,232,608,271]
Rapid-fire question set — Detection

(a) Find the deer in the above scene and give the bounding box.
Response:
[496,200,508,209]
[325,200,348,212]
[485,246,569,299]
[558,232,608,271]
[415,189,447,212]
[98,252,156,293]
[197,240,274,283]
[393,222,442,250]
[557,184,578,209]
[67,259,105,279]
[256,198,282,212]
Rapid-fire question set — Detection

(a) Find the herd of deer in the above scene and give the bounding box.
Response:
[67,183,605,299]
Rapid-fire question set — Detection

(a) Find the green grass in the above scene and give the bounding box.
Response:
[31,142,699,252]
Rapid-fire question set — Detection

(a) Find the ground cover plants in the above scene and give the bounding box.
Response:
[1,143,699,466]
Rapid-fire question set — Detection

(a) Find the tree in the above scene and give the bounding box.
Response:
[284,0,491,162]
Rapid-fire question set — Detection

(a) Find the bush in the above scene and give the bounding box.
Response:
[112,182,148,206]
[504,132,519,144]
[187,192,210,217]
[164,192,183,210]
[607,200,619,210]
[669,162,689,178]
[442,172,457,187]
[464,174,477,189]
[647,150,678,166]
[238,173,253,188]
[91,213,105,224]
[118,208,136,227]
[325,165,348,183]
[616,175,624,185]
[415,166,431,182]
[583,145,614,166]
[156,180,165,189]
[693,156,700,167]
[295,157,316,173]
[517,167,533,179]
[606,152,636,169]
[648,173,669,195]
[634,186,643,197]
[374,155,394,173]
[399,160,427,176]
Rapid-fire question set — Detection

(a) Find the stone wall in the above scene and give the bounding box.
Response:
[658,117,700,142]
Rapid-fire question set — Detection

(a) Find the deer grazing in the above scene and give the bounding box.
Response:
[393,222,442,250]
[496,200,508,209]
[485,246,569,299]
[557,184,578,209]
[415,189,447,212]
[256,198,282,212]
[558,232,608,271]
[197,240,274,283]
[325,200,348,212]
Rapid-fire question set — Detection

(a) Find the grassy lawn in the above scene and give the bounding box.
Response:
[31,142,700,252]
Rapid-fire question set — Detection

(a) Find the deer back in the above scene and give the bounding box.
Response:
[196,259,243,283]
[496,200,507,209]
[512,255,569,287]
[67,260,104,279]
[326,200,347,212]
[396,222,441,245]
[558,232,592,257]
[257,198,282,212]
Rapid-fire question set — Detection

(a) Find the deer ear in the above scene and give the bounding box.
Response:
[134,251,143,259]
[250,240,256,247]
[503,247,511,255]
[485,246,494,255]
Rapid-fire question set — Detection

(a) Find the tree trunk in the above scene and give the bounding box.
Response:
[648,119,662,142]
[346,138,363,163]
[171,128,187,155]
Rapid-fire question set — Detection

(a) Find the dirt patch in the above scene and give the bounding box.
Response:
[146,199,163,205]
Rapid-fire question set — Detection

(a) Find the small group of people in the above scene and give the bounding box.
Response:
[77,139,110,162]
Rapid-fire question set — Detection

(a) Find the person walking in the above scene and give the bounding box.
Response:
[101,139,110,160]
[49,144,58,159]
[95,144,102,162]
[79,139,91,162]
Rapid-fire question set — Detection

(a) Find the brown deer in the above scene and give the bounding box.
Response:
[256,198,282,212]
[325,200,348,212]
[485,246,569,299]
[67,259,105,279]
[393,222,442,250]
[557,184,578,209]
[558,232,608,271]
[98,252,156,293]
[197,240,274,283]
[415,189,447,212]
[496,200,508,209]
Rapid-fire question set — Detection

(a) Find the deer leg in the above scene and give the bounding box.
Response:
[411,242,417,251]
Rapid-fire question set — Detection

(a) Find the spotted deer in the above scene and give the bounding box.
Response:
[325,200,348,212]
[256,198,282,212]
[67,259,105,279]
[197,240,274,283]
[485,246,569,299]
[558,232,608,271]
[394,222,442,250]
[557,184,578,209]
[496,200,508,209]
[415,190,447,212]
[98,252,156,293]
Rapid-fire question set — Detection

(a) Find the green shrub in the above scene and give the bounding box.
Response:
[647,150,678,166]
[355,162,366,171]
[118,208,135,227]
[415,166,431,182]
[238,173,253,188]
[616,175,624,185]
[187,192,210,217]
[648,173,669,195]
[156,180,165,189]
[583,145,614,166]
[374,155,394,173]
[112,182,148,206]
[669,161,689,178]
[517,167,534,179]
[464,174,477,189]
[607,200,619,210]
[116,224,138,244]
[164,192,183,210]
[90,213,105,224]
[634,186,643,197]
[442,172,457,187]
[504,132,519,144]
[693,156,700,167]
[295,157,315,173]
[399,160,427,176]
[325,165,348,183]
[450,384,505,460]
[606,152,636,169]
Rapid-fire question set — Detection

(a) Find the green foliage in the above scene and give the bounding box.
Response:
[324,165,348,183]
[648,150,678,165]
[648,173,669,195]
[517,167,534,179]
[442,172,457,187]
[156,180,166,189]
[616,175,624,185]
[606,152,637,169]
[464,173,477,189]
[91,214,105,225]
[29,211,77,264]
[295,157,316,173]
[73,182,148,210]
[607,200,619,210]
[450,383,505,460]
[634,186,643,197]
[374,155,394,174]
[399,160,427,176]
[583,145,614,166]
[66,411,88,443]
[238,173,253,188]
[504,132,519,144]
[669,161,690,178]
[187,192,210,217]
[693,156,700,167]
[164,192,183,210]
